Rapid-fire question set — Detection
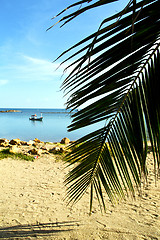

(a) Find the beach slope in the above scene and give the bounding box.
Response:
[0,153,160,240]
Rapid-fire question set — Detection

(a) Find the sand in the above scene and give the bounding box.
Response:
[0,153,160,240]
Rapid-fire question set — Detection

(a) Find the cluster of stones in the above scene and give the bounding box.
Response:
[0,137,71,156]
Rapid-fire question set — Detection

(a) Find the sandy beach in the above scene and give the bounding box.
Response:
[0,150,160,240]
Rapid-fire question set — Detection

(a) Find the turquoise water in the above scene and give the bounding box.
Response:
[0,108,104,142]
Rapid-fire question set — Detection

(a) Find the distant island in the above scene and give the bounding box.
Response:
[0,110,21,113]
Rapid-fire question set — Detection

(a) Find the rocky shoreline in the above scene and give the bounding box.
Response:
[0,137,71,157]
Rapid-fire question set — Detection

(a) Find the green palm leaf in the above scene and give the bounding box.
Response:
[50,0,160,212]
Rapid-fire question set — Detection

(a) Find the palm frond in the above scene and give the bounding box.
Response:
[47,0,118,30]
[51,0,160,212]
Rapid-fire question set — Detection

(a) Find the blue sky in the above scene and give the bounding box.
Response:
[0,0,128,108]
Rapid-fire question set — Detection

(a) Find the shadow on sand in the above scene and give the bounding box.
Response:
[0,221,80,239]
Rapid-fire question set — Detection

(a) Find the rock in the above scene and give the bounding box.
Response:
[59,147,66,153]
[28,148,42,156]
[61,147,70,154]
[9,145,19,154]
[0,142,9,147]
[9,139,21,145]
[34,138,42,143]
[0,138,9,147]
[0,138,8,143]
[41,145,49,151]
[20,141,28,146]
[33,143,38,147]
[60,137,70,144]
[27,140,34,146]
[49,147,61,154]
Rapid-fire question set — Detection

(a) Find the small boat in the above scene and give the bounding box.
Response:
[29,114,43,121]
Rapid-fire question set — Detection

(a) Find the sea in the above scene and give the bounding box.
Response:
[0,108,104,142]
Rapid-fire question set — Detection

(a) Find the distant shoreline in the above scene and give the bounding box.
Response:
[0,110,21,113]
[0,109,78,114]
